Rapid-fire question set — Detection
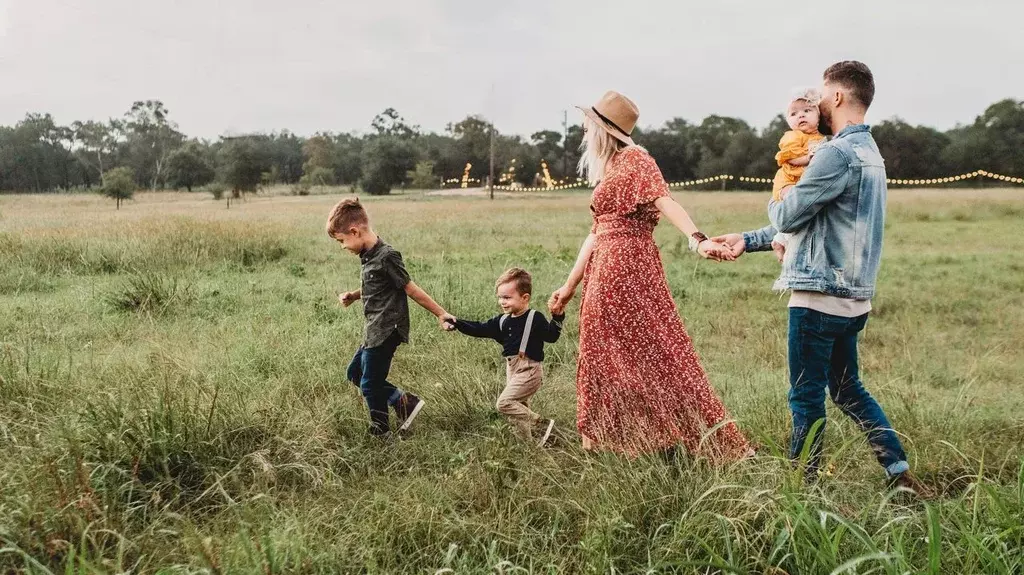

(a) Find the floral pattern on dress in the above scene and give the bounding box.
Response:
[577,146,751,460]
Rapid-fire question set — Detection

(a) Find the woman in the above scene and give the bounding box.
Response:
[548,91,751,460]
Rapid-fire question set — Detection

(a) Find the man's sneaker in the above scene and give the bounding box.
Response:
[535,419,556,447]
[393,393,425,432]
[889,471,934,499]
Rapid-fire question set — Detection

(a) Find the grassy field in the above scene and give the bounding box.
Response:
[1,188,1023,574]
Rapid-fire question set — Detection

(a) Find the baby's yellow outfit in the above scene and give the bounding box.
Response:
[772,130,827,201]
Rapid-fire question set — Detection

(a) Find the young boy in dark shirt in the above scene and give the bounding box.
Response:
[328,198,451,437]
[442,268,563,445]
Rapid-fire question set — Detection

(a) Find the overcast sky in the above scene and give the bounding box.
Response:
[1,1,1021,139]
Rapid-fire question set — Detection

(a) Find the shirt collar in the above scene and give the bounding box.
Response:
[360,238,384,263]
[835,124,870,139]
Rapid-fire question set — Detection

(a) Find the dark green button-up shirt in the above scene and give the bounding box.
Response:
[359,239,411,348]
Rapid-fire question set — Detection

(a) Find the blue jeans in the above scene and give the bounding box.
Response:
[788,307,909,477]
[347,331,404,434]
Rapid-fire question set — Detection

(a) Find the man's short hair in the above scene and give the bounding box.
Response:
[823,61,875,109]
[496,268,532,296]
[326,198,369,236]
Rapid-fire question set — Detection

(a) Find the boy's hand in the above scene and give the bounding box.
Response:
[779,185,795,200]
[771,241,786,263]
[710,234,746,259]
[339,291,359,307]
[439,312,457,331]
[548,285,574,316]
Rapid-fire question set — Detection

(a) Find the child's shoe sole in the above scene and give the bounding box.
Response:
[537,419,555,447]
[399,399,425,432]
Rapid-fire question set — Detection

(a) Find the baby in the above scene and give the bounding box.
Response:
[771,88,827,261]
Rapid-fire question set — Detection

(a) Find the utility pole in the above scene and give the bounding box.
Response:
[489,120,495,200]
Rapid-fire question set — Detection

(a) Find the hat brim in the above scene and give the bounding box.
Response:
[575,105,635,147]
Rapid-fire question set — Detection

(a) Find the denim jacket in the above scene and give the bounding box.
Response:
[743,124,886,300]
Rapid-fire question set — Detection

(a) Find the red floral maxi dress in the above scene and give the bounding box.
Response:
[577,146,750,459]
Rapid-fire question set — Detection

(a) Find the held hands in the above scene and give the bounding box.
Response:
[547,285,575,316]
[697,239,735,262]
[709,233,746,259]
[439,312,457,332]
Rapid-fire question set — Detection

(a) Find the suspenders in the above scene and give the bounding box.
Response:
[499,309,536,357]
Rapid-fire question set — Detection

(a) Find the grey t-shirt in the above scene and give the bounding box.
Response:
[359,239,411,348]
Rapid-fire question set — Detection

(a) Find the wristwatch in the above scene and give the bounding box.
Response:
[688,231,709,252]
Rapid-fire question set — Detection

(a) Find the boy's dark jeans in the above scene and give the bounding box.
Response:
[347,331,404,434]
[788,307,909,477]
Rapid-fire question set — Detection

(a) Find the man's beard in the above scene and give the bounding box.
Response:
[818,108,833,136]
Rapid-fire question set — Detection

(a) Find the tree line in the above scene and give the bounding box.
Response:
[1,98,1022,199]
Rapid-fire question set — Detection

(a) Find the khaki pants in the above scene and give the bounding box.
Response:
[497,356,544,440]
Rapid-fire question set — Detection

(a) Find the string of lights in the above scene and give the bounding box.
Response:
[452,166,1024,191]
[886,170,1024,186]
[668,175,733,188]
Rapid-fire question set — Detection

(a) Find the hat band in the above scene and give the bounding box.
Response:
[592,107,632,139]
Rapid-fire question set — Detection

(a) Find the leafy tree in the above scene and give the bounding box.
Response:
[638,118,701,183]
[101,167,136,209]
[301,166,337,187]
[2,98,1023,195]
[268,131,305,184]
[496,135,541,185]
[359,136,417,195]
[448,115,494,180]
[942,99,1024,178]
[166,141,215,191]
[333,133,364,184]
[72,120,118,187]
[123,100,184,189]
[418,133,461,183]
[407,161,437,189]
[531,130,564,167]
[694,115,755,160]
[218,136,271,197]
[371,108,418,139]
[302,134,335,172]
[874,119,950,178]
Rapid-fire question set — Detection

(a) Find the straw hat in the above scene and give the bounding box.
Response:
[576,90,638,146]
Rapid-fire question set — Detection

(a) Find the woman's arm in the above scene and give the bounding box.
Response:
[563,233,596,293]
[548,233,596,314]
[654,196,734,261]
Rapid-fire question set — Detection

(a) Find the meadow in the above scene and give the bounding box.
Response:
[0,188,1022,574]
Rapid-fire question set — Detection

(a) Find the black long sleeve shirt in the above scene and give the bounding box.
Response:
[454,310,564,362]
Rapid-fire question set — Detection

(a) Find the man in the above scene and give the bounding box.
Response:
[714,61,925,493]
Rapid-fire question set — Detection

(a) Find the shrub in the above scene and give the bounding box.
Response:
[106,272,194,315]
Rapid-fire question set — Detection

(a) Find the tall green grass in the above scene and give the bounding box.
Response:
[0,190,1022,573]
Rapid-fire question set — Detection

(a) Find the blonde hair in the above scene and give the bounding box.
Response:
[325,197,369,236]
[496,267,532,296]
[577,116,626,185]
